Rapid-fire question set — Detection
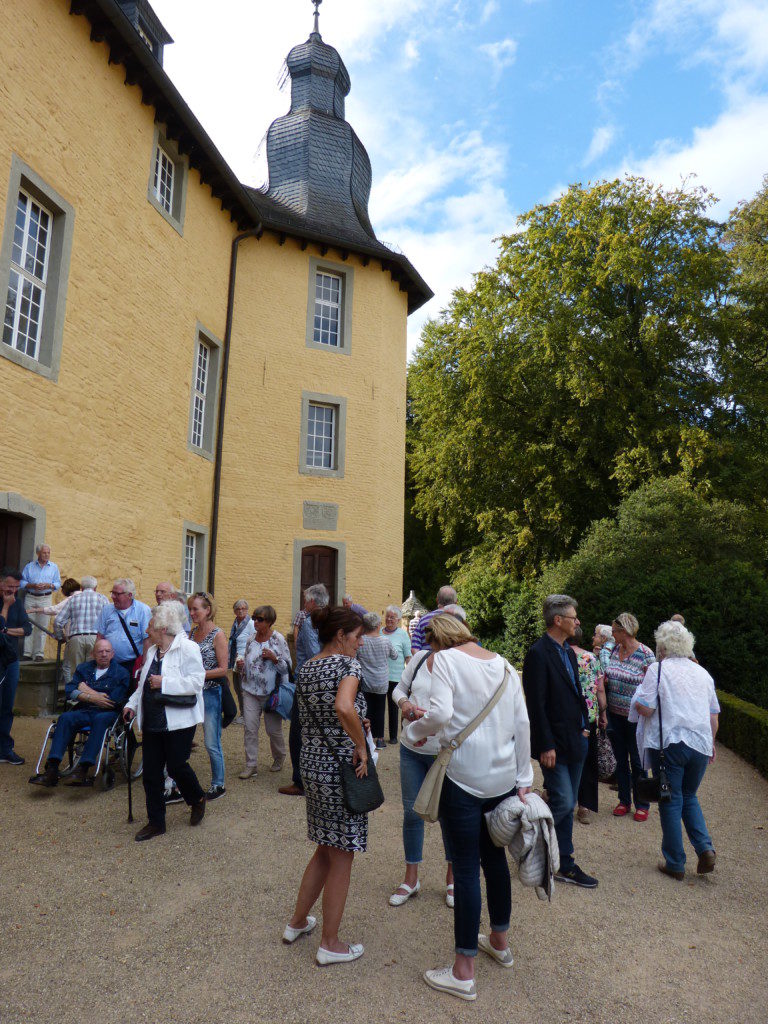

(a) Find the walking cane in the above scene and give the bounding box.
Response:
[123,717,135,823]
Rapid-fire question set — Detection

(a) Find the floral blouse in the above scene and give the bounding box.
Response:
[242,629,291,697]
[576,649,602,725]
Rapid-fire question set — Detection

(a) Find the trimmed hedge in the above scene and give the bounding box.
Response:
[716,690,768,779]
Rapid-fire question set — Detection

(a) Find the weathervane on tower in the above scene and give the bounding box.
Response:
[312,0,322,36]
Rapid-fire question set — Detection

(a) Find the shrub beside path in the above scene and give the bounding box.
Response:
[1,717,766,1024]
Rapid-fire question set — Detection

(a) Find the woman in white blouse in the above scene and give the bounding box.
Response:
[408,614,533,1002]
[239,605,291,780]
[630,620,719,881]
[389,629,454,909]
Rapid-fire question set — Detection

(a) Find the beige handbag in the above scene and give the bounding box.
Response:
[413,665,510,822]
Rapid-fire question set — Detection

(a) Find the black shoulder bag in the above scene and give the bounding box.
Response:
[302,661,385,814]
[636,662,672,804]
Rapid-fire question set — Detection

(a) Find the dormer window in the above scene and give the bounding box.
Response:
[116,1,173,66]
[137,21,155,53]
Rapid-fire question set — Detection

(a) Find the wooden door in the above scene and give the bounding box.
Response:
[300,546,337,607]
[0,514,22,572]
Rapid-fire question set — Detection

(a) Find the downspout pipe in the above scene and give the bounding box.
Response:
[208,225,263,591]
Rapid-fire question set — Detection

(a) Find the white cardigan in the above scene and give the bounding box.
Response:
[408,648,534,798]
[392,651,439,755]
[125,633,205,732]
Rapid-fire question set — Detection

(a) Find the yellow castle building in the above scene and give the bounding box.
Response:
[0,0,431,628]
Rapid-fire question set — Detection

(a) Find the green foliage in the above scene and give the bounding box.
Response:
[539,477,768,708]
[454,557,540,664]
[408,177,735,571]
[717,691,768,779]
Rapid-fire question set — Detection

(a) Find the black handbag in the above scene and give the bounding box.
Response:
[156,692,198,708]
[303,687,384,815]
[636,662,672,804]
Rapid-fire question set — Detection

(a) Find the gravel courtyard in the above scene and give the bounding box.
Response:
[1,716,766,1024]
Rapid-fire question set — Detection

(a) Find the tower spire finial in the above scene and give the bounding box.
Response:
[311,0,322,37]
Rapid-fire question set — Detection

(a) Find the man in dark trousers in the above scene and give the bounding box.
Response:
[523,594,598,888]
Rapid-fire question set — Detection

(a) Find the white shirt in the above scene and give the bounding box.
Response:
[94,667,108,680]
[408,648,534,798]
[392,651,438,755]
[630,657,720,766]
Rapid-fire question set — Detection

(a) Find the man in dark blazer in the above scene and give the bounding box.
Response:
[29,638,130,788]
[523,595,598,888]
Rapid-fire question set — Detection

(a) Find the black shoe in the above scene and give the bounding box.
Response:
[135,822,166,842]
[206,785,226,801]
[165,787,184,805]
[29,763,59,787]
[0,751,25,765]
[190,797,206,826]
[375,739,387,750]
[388,738,399,745]
[555,865,599,888]
[66,763,94,787]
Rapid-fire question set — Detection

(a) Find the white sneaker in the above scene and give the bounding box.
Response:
[316,943,364,965]
[389,880,420,906]
[423,967,477,1001]
[445,884,455,908]
[282,915,317,944]
[478,933,514,967]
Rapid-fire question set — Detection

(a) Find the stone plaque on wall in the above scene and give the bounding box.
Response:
[303,501,339,531]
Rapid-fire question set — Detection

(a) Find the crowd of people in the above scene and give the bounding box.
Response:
[0,555,722,1001]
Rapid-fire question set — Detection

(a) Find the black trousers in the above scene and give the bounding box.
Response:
[365,692,386,740]
[386,680,400,742]
[142,726,204,826]
[289,699,303,790]
[578,722,599,812]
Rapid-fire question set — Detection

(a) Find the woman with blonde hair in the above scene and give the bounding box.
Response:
[408,613,533,1002]
[189,591,229,800]
[604,612,655,821]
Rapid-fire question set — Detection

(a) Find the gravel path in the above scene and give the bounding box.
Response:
[1,717,766,1024]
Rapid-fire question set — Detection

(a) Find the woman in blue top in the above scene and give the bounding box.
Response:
[0,570,33,764]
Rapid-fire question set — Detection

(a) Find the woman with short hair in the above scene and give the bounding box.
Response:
[604,612,655,821]
[239,605,291,779]
[189,591,228,800]
[356,612,396,750]
[284,605,368,965]
[409,614,533,1002]
[124,601,206,840]
[631,620,719,880]
[229,599,255,720]
[382,605,411,745]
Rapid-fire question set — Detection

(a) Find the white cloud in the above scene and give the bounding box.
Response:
[404,37,420,65]
[583,124,616,165]
[478,37,518,79]
[481,1,500,23]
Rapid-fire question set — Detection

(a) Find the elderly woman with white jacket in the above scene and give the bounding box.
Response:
[408,614,533,1003]
[123,601,206,841]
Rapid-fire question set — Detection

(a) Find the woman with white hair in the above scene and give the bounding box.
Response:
[124,602,206,841]
[630,621,719,880]
[604,612,655,821]
[382,605,411,745]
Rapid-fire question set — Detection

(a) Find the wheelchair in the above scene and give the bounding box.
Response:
[35,711,143,790]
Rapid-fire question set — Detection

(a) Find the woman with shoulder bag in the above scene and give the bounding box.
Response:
[238,605,291,779]
[123,602,206,841]
[389,636,454,908]
[408,614,533,1002]
[630,620,719,881]
[283,605,372,966]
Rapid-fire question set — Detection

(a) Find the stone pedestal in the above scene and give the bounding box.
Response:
[15,660,60,717]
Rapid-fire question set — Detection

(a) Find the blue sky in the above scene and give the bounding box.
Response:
[151,0,768,353]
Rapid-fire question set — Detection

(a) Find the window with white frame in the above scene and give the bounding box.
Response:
[191,339,210,449]
[306,402,337,470]
[313,272,342,347]
[3,191,51,360]
[147,129,187,233]
[152,144,175,215]
[137,21,155,52]
[183,531,198,595]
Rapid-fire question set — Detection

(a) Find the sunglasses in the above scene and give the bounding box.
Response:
[253,616,268,623]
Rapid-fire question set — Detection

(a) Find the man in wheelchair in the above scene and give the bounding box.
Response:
[29,638,130,787]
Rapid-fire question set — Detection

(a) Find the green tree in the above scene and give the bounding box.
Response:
[408,177,732,571]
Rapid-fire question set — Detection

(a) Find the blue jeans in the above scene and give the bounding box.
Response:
[607,711,649,810]
[0,660,20,756]
[438,775,514,957]
[399,744,453,864]
[49,709,117,765]
[541,735,588,872]
[203,686,225,787]
[650,742,713,872]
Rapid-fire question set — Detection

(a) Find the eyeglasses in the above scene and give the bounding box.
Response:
[558,614,579,621]
[253,616,268,623]
[110,590,125,596]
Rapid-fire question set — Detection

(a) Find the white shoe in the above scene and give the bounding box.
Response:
[316,943,364,965]
[478,933,514,967]
[282,915,317,944]
[445,884,454,909]
[389,880,420,906]
[423,966,477,1001]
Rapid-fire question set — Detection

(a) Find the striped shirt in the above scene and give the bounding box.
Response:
[410,609,440,652]
[604,643,655,717]
[54,589,109,636]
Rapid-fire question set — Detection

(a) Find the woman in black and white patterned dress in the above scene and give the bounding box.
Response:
[283,605,369,966]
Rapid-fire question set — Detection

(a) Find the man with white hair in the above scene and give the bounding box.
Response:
[54,576,109,681]
[410,585,458,652]
[342,594,368,617]
[20,543,61,660]
[95,579,151,675]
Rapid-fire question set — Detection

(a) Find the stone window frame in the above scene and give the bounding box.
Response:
[0,155,75,382]
[299,391,347,479]
[181,520,209,595]
[187,322,223,461]
[305,256,354,355]
[147,126,188,235]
